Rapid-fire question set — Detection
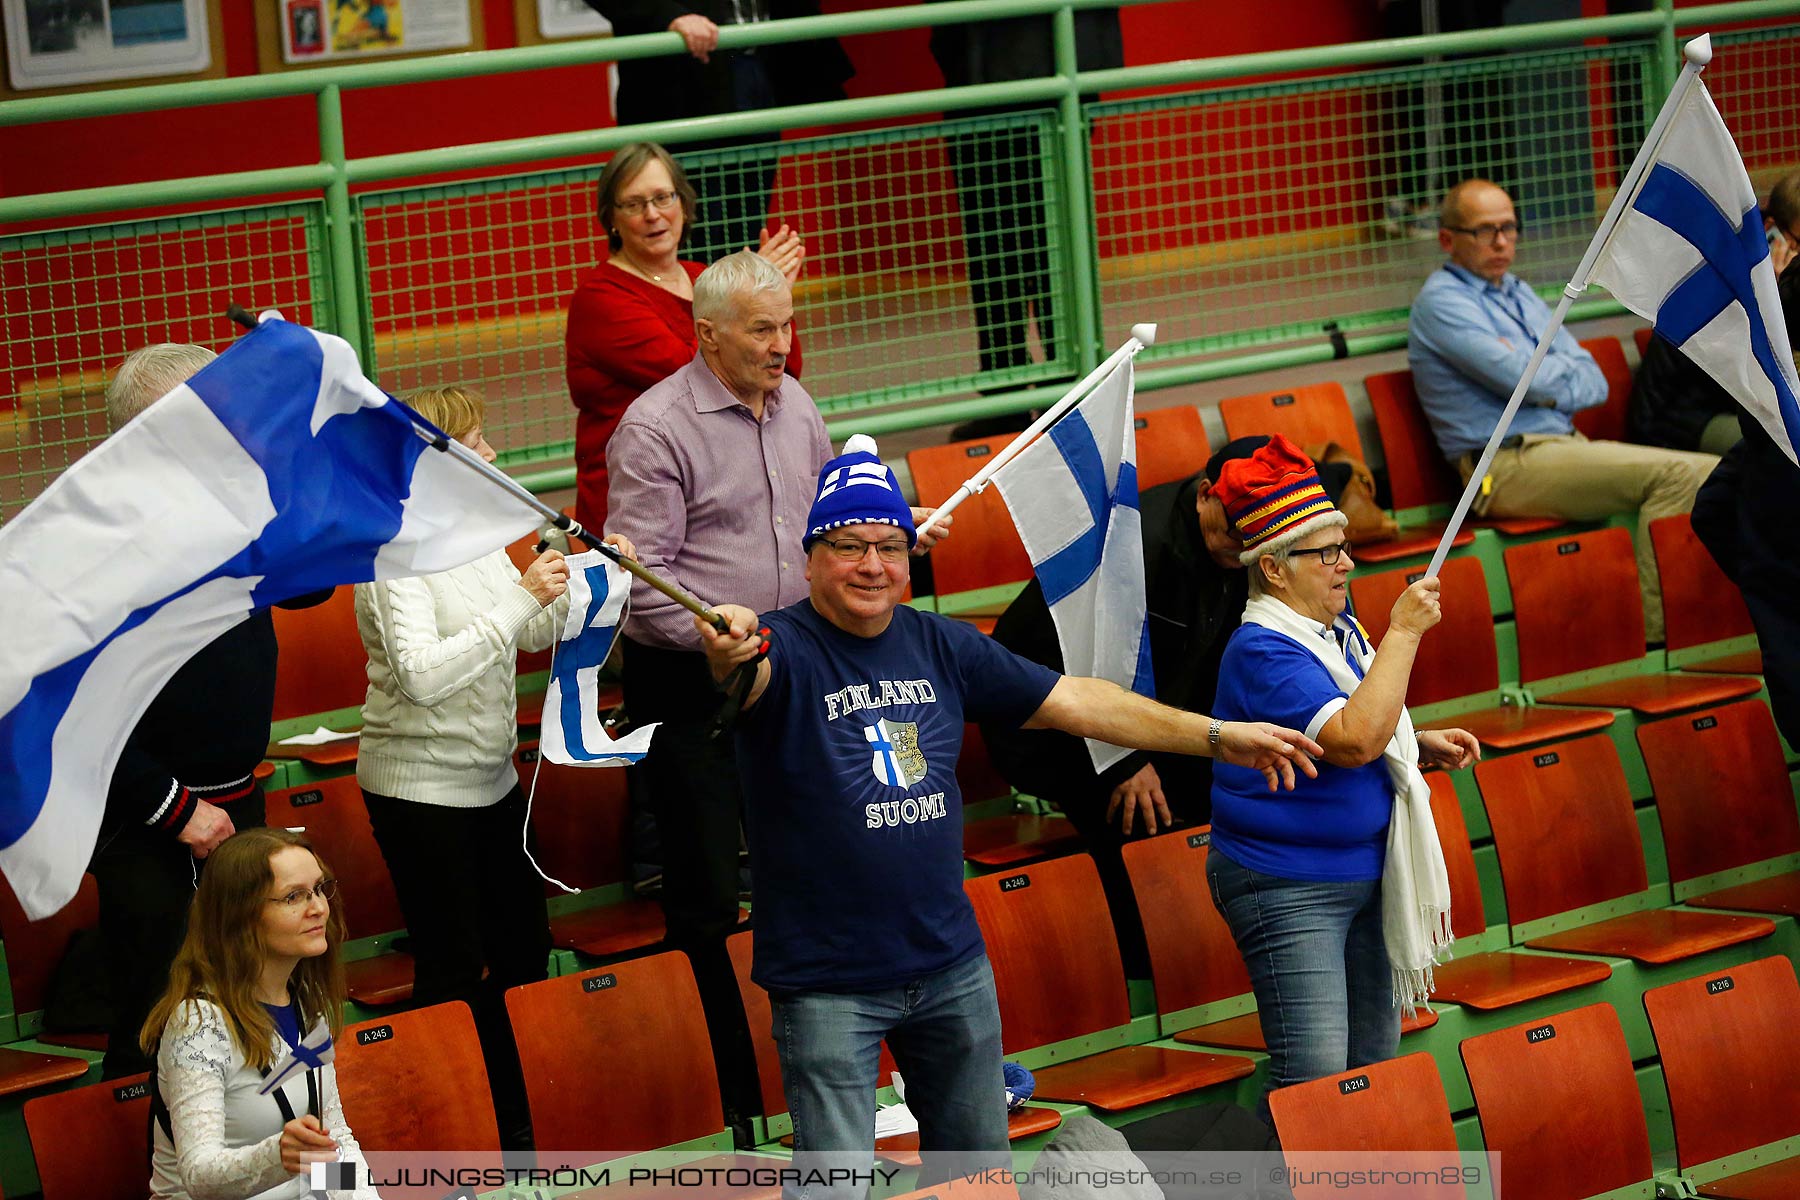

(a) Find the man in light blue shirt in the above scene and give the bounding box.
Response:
[1407,178,1719,641]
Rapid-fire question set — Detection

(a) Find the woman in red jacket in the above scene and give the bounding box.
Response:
[565,141,805,530]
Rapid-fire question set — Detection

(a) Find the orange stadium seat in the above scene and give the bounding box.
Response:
[271,586,366,728]
[1475,733,1773,964]
[1413,773,1609,1010]
[966,853,1253,1112]
[1268,1053,1466,1200]
[1364,368,1563,536]
[1634,327,1654,357]
[1644,956,1800,1198]
[907,436,1033,601]
[1220,381,1472,563]
[1637,700,1800,918]
[1648,514,1762,674]
[516,742,631,893]
[1133,404,1212,489]
[957,722,1083,868]
[1123,828,1252,1034]
[266,776,413,1006]
[1460,1003,1654,1200]
[0,873,107,1052]
[1507,528,1760,715]
[24,1072,148,1200]
[1348,556,1612,749]
[1573,337,1632,444]
[506,952,741,1172]
[1219,382,1364,452]
[338,1000,501,1153]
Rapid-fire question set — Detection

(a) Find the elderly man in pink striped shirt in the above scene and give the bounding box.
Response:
[604,249,943,1120]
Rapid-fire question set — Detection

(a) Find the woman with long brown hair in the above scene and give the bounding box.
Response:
[142,827,380,1199]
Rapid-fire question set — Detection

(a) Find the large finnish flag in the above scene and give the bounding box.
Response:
[991,358,1154,772]
[540,550,657,767]
[0,316,536,918]
[1590,78,1800,465]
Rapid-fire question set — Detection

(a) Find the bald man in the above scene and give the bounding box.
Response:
[1407,177,1718,642]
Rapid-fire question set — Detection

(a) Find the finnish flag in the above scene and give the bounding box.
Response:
[539,550,658,767]
[257,1015,335,1095]
[0,316,536,918]
[1590,77,1800,465]
[991,357,1154,772]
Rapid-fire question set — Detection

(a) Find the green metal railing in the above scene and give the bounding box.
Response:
[4,0,1800,515]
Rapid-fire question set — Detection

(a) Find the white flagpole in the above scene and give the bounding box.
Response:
[1422,33,1716,580]
[915,322,1158,542]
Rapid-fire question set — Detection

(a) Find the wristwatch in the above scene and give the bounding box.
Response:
[1208,717,1224,749]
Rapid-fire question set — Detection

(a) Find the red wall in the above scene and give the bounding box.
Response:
[0,2,1376,202]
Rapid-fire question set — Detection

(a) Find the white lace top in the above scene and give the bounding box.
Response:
[150,1000,381,1200]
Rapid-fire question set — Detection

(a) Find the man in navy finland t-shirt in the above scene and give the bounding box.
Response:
[697,435,1321,1200]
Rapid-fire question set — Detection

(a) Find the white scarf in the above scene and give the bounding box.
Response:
[1241,592,1453,1014]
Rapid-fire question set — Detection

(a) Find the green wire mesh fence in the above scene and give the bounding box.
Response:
[8,21,1800,520]
[1710,23,1800,197]
[0,203,330,522]
[1089,41,1660,365]
[355,110,1071,464]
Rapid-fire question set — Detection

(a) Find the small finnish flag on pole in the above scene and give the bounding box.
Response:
[539,550,657,767]
[990,354,1155,772]
[257,1016,335,1095]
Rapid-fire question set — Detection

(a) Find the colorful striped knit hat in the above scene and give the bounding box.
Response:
[1212,433,1347,565]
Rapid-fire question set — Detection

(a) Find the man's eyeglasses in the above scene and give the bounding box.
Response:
[614,190,681,218]
[822,537,910,563]
[1288,542,1351,567]
[266,879,336,911]
[1443,221,1522,246]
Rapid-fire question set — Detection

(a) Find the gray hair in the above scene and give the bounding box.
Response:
[692,250,789,325]
[105,343,217,428]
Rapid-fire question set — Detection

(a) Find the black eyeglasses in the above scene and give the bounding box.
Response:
[1443,221,1522,246]
[1288,542,1350,567]
[822,537,909,563]
[265,879,336,911]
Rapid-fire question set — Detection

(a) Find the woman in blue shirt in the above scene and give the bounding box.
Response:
[1206,436,1478,1115]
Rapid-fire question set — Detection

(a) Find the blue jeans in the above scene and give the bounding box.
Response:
[770,953,1010,1200]
[1205,848,1399,1116]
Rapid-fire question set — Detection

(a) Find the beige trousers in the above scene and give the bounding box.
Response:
[1459,432,1719,642]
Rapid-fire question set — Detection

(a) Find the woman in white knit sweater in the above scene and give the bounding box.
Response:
[354,385,633,1147]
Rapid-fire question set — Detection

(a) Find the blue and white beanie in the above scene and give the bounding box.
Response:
[803,434,917,550]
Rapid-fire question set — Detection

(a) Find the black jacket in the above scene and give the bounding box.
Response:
[101,590,333,845]
[929,8,1124,86]
[1627,332,1739,451]
[983,472,1245,817]
[589,1,853,126]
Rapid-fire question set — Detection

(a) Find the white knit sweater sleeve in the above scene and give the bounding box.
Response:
[320,1065,383,1199]
[361,564,546,708]
[159,1002,291,1200]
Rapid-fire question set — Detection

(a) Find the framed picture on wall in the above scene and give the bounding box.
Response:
[278,0,473,64]
[3,0,215,91]
[253,0,484,71]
